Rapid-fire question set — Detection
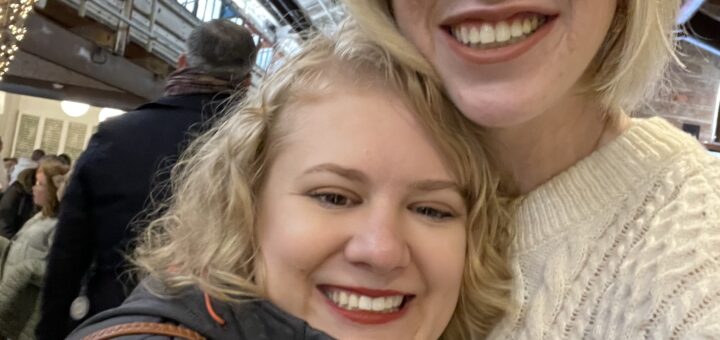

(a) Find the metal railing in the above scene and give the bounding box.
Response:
[50,0,296,79]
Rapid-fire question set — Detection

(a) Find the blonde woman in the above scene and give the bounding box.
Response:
[68,28,512,340]
[345,0,720,338]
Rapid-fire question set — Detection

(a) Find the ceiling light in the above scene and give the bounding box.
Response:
[98,108,125,122]
[61,100,90,117]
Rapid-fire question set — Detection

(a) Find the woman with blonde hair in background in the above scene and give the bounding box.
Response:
[345,0,720,338]
[0,157,70,339]
[68,26,513,339]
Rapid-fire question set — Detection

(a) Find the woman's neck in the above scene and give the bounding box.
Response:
[487,97,630,195]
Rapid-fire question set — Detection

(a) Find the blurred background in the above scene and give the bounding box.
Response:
[0,0,344,160]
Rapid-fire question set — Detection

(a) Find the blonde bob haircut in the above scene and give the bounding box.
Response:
[344,0,681,113]
[134,25,514,339]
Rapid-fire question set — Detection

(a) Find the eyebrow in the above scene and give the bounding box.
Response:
[409,180,462,194]
[302,163,461,193]
[302,163,368,183]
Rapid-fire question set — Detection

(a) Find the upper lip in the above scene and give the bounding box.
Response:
[318,284,413,298]
[440,4,559,25]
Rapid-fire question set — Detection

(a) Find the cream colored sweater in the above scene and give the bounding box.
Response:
[488,118,720,339]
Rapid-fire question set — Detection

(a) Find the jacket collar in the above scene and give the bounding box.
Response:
[136,93,232,112]
[99,280,334,339]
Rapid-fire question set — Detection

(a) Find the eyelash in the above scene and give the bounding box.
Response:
[308,191,359,208]
[412,206,455,221]
[307,190,457,221]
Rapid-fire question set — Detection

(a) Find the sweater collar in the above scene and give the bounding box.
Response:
[513,117,705,251]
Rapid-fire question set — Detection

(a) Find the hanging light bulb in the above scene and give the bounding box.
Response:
[61,100,90,117]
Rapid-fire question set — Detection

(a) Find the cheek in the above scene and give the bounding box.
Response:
[564,1,617,67]
[414,224,466,293]
[259,219,333,275]
[256,201,344,293]
[411,223,466,334]
[33,188,44,201]
[393,0,436,55]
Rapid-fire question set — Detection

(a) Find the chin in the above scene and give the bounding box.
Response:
[449,87,540,128]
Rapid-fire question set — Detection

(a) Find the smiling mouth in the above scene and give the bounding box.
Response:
[444,13,551,50]
[318,285,415,317]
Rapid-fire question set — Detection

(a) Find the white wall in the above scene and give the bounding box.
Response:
[0,92,104,160]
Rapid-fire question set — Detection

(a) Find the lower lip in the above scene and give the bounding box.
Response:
[322,294,409,325]
[443,17,556,64]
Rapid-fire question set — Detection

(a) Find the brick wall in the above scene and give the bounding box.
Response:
[640,40,720,143]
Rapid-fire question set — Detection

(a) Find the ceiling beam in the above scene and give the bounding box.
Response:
[20,13,165,100]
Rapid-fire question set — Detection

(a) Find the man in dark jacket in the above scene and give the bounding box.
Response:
[36,19,258,339]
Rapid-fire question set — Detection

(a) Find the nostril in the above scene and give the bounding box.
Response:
[346,248,410,274]
[343,218,410,272]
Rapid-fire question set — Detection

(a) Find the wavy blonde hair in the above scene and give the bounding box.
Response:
[134,26,514,339]
[343,0,681,114]
[37,157,70,218]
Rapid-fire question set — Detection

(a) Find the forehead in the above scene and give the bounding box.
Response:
[274,88,454,181]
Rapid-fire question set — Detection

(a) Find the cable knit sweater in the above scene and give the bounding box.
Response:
[488,117,720,339]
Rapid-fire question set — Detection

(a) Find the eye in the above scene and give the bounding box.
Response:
[412,206,455,221]
[308,190,359,208]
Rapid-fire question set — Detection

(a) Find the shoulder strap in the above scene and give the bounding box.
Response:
[82,322,206,340]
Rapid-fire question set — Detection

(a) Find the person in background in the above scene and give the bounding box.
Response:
[57,154,72,167]
[0,168,37,239]
[3,158,16,185]
[9,149,45,185]
[0,158,69,340]
[37,19,259,340]
[3,158,17,183]
[347,0,720,337]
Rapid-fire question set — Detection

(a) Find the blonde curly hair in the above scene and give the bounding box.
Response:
[134,25,514,339]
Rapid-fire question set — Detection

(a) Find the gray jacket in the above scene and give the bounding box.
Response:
[68,279,334,340]
[0,213,57,339]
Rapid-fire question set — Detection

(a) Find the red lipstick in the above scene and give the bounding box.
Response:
[318,285,414,325]
[442,16,556,64]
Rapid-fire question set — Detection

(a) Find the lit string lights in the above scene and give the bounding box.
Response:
[0,0,35,80]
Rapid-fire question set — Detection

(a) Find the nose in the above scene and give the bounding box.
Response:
[343,203,410,274]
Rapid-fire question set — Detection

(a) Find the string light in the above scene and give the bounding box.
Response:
[0,0,36,80]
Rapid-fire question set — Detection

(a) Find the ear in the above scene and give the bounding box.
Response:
[177,54,188,69]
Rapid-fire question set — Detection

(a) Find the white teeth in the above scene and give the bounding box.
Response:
[348,294,359,309]
[451,15,547,49]
[469,26,481,45]
[339,291,348,306]
[372,297,385,311]
[384,297,395,310]
[358,296,372,310]
[522,18,532,34]
[495,21,511,43]
[326,289,404,313]
[510,20,523,38]
[479,23,495,44]
[461,26,470,44]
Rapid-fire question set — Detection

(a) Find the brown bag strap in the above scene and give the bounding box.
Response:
[82,322,206,340]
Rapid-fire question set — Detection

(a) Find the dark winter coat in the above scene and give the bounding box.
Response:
[36,93,232,340]
[0,168,37,239]
[67,280,333,340]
